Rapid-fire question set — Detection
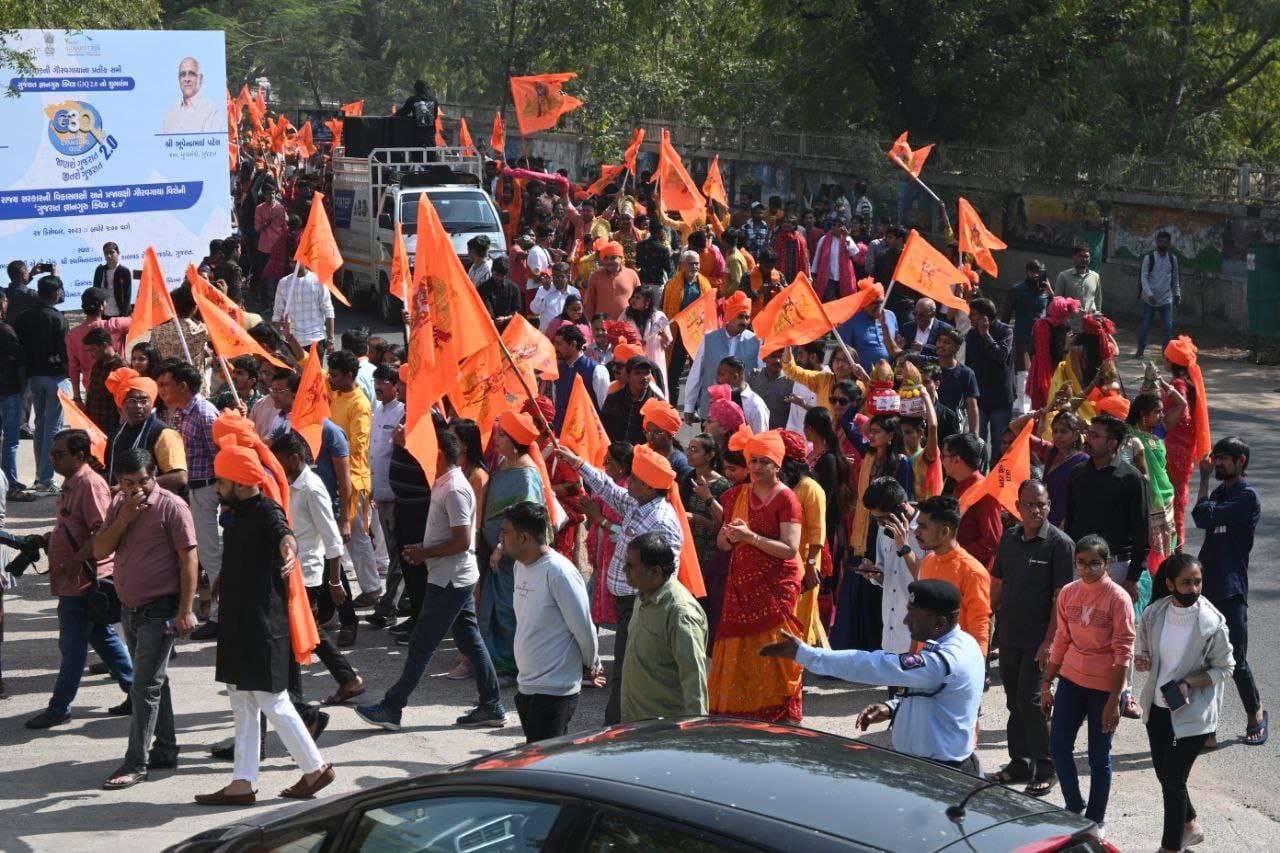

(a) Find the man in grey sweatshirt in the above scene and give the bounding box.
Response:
[502,501,602,742]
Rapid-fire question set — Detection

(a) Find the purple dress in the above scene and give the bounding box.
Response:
[1033,437,1088,526]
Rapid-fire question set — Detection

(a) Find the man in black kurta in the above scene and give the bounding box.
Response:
[193,444,334,807]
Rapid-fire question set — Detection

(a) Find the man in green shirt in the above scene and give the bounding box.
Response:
[1054,245,1102,323]
[620,533,710,722]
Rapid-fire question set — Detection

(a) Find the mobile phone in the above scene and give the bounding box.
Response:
[31,261,54,274]
[1160,679,1188,710]
[132,268,144,280]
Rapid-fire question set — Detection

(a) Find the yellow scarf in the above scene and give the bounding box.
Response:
[849,452,876,558]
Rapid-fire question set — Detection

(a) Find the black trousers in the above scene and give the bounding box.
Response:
[667,330,690,408]
[1212,595,1261,718]
[306,585,359,686]
[604,594,635,725]
[402,564,428,629]
[1146,705,1209,850]
[516,692,578,743]
[999,644,1052,773]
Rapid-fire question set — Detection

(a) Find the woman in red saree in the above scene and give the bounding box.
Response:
[709,430,805,723]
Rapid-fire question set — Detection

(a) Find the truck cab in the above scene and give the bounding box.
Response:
[331,146,506,323]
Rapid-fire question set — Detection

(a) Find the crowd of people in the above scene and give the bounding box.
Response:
[0,107,1264,850]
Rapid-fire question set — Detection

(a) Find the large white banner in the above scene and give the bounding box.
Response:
[0,29,231,307]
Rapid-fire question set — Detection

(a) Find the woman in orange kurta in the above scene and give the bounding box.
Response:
[709,430,806,723]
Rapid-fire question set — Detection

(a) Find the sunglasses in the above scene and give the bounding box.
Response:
[830,397,850,405]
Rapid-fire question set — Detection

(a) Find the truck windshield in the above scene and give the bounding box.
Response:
[400,192,499,234]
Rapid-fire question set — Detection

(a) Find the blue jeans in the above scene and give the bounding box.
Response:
[28,375,70,486]
[384,581,504,716]
[1050,676,1115,824]
[1135,301,1173,357]
[50,595,133,715]
[0,392,20,487]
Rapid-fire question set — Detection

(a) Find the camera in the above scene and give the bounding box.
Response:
[0,531,45,577]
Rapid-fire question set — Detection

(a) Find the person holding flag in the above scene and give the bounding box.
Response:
[683,292,760,423]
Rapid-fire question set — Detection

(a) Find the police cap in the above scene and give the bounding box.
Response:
[907,579,961,615]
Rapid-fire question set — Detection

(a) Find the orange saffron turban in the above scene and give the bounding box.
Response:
[727,423,753,452]
[641,398,682,435]
[631,444,677,490]
[1164,335,1211,458]
[744,429,785,466]
[104,367,157,408]
[1092,392,1130,421]
[214,444,266,487]
[723,290,752,317]
[613,342,644,364]
[498,410,540,446]
[597,241,624,259]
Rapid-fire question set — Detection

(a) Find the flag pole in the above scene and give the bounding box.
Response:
[495,334,560,451]
[808,276,863,379]
[217,354,242,408]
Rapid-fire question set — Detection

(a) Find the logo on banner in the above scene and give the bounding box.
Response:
[46,100,117,158]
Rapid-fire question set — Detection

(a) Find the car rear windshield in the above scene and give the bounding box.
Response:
[401,191,499,235]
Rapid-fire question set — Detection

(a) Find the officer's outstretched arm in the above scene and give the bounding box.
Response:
[797,646,950,690]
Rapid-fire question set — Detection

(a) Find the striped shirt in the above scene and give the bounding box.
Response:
[170,394,219,481]
[580,462,683,597]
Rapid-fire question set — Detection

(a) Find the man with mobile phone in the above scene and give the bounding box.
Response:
[859,477,923,654]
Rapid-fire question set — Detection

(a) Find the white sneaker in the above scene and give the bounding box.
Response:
[33,481,60,496]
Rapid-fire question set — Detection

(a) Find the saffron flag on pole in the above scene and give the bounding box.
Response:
[622,127,645,175]
[585,164,625,197]
[186,264,245,327]
[559,373,610,467]
[490,112,506,156]
[340,100,364,116]
[293,191,350,307]
[324,118,343,149]
[58,391,107,464]
[290,343,331,458]
[294,121,316,159]
[253,88,267,127]
[126,247,177,349]
[887,131,933,179]
[434,109,447,148]
[501,313,560,399]
[957,197,1008,278]
[701,154,728,209]
[653,129,705,223]
[388,221,410,302]
[823,277,886,327]
[458,117,475,156]
[509,73,583,135]
[959,417,1034,518]
[671,288,719,360]
[452,340,521,446]
[892,230,971,314]
[752,272,843,357]
[193,286,290,370]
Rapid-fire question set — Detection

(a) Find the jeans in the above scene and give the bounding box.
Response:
[49,595,133,715]
[373,500,402,617]
[121,596,179,772]
[999,644,1051,775]
[1135,301,1174,357]
[604,594,635,725]
[1212,595,1261,718]
[1049,676,1115,825]
[1146,705,1209,850]
[384,581,503,716]
[28,375,69,486]
[0,391,21,486]
[516,692,578,743]
[978,405,1013,469]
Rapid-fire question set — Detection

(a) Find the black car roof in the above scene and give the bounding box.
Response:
[449,718,1076,851]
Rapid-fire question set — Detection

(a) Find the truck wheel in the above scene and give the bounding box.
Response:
[379,273,403,326]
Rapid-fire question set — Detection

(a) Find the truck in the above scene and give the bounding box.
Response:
[331,146,507,323]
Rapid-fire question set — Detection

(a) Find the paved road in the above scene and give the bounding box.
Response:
[0,310,1276,851]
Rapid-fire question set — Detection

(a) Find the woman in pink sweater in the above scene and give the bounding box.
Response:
[1041,534,1135,831]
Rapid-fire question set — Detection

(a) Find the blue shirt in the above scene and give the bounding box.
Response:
[838,311,896,371]
[271,416,350,517]
[1193,479,1259,602]
[1008,279,1050,344]
[938,363,980,412]
[796,625,984,762]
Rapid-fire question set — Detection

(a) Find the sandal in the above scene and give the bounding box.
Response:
[1025,775,1056,797]
[990,763,1032,786]
[1244,710,1269,746]
[102,767,148,790]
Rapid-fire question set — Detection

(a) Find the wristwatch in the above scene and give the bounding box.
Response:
[895,544,912,557]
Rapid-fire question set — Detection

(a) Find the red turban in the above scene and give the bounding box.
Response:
[214,444,266,487]
[780,429,808,461]
[522,395,555,430]
[707,384,744,432]
[1164,335,1211,458]
[104,367,157,408]
[640,398,682,435]
[631,444,676,490]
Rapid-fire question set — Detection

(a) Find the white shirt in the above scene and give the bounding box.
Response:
[526,245,552,282]
[161,93,222,133]
[422,466,479,587]
[1155,600,1199,707]
[683,329,758,414]
[356,359,376,406]
[273,270,335,345]
[468,258,493,286]
[813,234,858,280]
[914,319,935,348]
[370,398,404,501]
[1140,251,1176,305]
[289,467,345,587]
[250,394,279,439]
[514,549,600,696]
[530,285,580,331]
[739,385,771,433]
[871,513,924,654]
[786,381,818,433]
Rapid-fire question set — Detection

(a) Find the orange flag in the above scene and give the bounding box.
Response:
[294,121,316,159]
[622,127,645,174]
[892,229,971,314]
[585,164,625,197]
[752,272,844,357]
[702,154,728,208]
[126,247,177,348]
[458,117,475,156]
[186,264,245,327]
[959,417,1034,518]
[655,129,705,222]
[293,191,350,306]
[501,314,560,398]
[324,118,343,149]
[193,285,290,371]
[887,131,933,179]
[290,343,331,458]
[434,109,447,147]
[559,373,609,467]
[254,88,267,120]
[490,111,506,156]
[668,485,706,597]
[452,340,522,446]
[671,288,719,359]
[389,221,410,302]
[57,390,107,464]
[957,197,1007,278]
[228,139,239,173]
[269,115,292,154]
[235,84,252,112]
[509,72,583,135]
[824,277,886,326]
[340,99,364,116]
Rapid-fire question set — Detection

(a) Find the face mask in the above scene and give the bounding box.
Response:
[1172,590,1200,607]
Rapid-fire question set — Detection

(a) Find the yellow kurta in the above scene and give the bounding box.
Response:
[792,476,830,648]
[328,388,372,521]
[1042,358,1096,439]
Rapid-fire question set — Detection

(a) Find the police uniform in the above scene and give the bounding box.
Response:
[794,581,986,772]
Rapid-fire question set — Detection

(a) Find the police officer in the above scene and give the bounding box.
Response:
[760,579,985,774]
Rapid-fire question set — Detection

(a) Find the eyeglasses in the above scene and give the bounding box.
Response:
[830,397,850,405]
[1075,558,1106,570]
